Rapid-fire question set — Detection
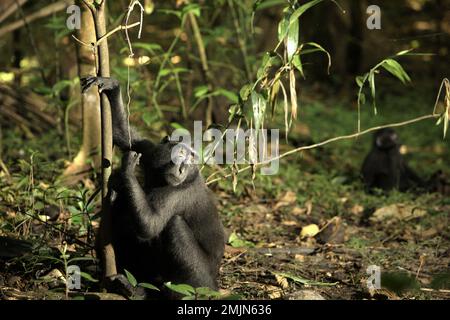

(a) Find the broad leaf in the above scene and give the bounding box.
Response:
[216,89,239,104]
[286,17,299,60]
[292,55,304,77]
[239,84,253,101]
[302,42,331,74]
[277,10,290,42]
[289,0,325,25]
[356,75,366,88]
[228,232,255,248]
[381,59,411,84]
[194,85,209,98]
[165,282,195,296]
[139,283,160,291]
[124,269,138,287]
[80,272,98,283]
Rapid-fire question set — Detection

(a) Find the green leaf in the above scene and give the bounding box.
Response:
[159,68,190,77]
[194,85,209,98]
[228,232,255,248]
[170,123,189,135]
[286,17,299,60]
[124,269,138,287]
[368,72,377,114]
[165,282,196,296]
[302,42,331,73]
[257,52,279,79]
[239,84,253,101]
[356,75,366,88]
[395,49,414,56]
[34,86,53,95]
[277,10,290,42]
[52,80,73,96]
[299,48,324,55]
[70,212,83,226]
[80,272,98,283]
[279,0,325,42]
[182,3,201,17]
[292,55,304,76]
[274,272,338,287]
[254,0,286,11]
[289,0,325,25]
[216,89,239,104]
[228,104,243,122]
[139,283,160,291]
[133,42,163,53]
[381,59,411,84]
[195,287,222,297]
[358,92,366,106]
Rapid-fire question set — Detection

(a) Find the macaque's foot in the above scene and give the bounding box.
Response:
[104,274,146,300]
[122,151,142,173]
[81,76,119,94]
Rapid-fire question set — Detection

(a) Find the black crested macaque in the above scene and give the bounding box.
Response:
[361,128,424,192]
[81,76,225,299]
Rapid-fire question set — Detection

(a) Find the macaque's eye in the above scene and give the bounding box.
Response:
[161,136,170,143]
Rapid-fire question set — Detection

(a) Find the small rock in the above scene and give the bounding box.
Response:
[316,217,345,244]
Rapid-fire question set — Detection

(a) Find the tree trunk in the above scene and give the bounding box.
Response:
[66,0,102,178]
[90,0,116,279]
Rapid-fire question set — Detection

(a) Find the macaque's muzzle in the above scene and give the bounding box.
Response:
[165,143,198,186]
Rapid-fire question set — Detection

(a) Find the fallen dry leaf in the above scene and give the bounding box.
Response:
[291,207,306,216]
[300,224,320,239]
[282,220,299,227]
[305,201,313,215]
[351,205,364,215]
[243,204,270,214]
[418,228,439,239]
[275,274,290,289]
[294,254,305,262]
[371,204,426,222]
[274,191,297,210]
[264,284,283,299]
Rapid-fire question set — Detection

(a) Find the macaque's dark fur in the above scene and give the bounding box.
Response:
[81,77,225,299]
[361,128,424,192]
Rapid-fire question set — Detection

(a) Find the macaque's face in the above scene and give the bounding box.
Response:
[374,128,399,150]
[149,137,198,186]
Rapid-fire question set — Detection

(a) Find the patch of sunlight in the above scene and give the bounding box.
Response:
[0,72,14,83]
[20,57,39,68]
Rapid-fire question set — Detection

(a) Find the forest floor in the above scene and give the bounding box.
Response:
[0,86,449,300]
